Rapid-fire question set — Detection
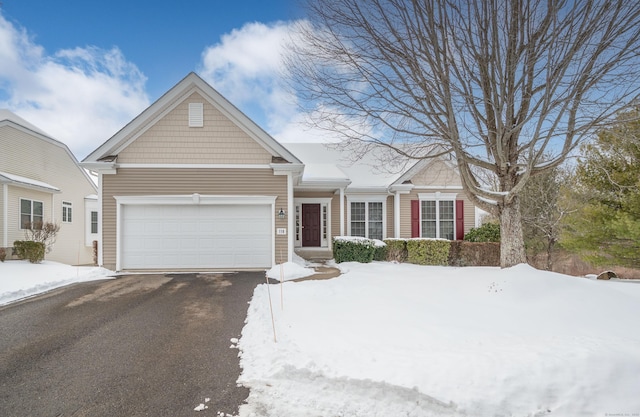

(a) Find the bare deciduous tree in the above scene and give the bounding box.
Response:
[519,165,572,270]
[287,0,640,267]
[23,221,60,254]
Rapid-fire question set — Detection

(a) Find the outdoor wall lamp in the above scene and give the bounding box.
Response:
[278,208,286,219]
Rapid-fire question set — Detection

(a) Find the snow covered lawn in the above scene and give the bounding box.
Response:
[237,262,640,416]
[0,260,113,305]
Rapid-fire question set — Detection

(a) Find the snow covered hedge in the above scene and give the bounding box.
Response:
[333,237,500,266]
[384,239,500,267]
[406,239,451,265]
[332,237,386,263]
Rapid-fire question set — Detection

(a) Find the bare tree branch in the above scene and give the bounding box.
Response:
[286,0,640,266]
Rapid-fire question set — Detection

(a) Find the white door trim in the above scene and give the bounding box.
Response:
[293,197,332,248]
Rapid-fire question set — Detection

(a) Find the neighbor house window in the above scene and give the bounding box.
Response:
[90,211,98,234]
[20,199,43,229]
[350,201,384,240]
[421,199,454,240]
[62,201,72,223]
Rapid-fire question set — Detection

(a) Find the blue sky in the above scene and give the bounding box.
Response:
[0,0,314,158]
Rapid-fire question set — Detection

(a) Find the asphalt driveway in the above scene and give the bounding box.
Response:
[0,271,266,417]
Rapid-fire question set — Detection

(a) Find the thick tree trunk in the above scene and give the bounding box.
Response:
[499,197,527,268]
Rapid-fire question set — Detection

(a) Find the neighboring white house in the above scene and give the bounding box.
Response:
[0,110,98,265]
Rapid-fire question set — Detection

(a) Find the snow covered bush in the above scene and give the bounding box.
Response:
[406,239,450,266]
[333,237,386,263]
[13,241,45,264]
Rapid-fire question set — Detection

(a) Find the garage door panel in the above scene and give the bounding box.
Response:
[121,204,272,269]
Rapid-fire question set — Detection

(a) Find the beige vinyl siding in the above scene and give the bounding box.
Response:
[331,194,347,238]
[386,195,394,238]
[398,157,472,239]
[410,158,462,187]
[6,186,53,248]
[118,93,273,164]
[102,168,287,270]
[0,184,4,247]
[399,189,475,239]
[0,125,96,264]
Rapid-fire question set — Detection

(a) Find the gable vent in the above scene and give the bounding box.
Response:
[188,102,204,127]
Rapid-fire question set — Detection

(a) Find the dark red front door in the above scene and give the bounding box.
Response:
[302,204,321,247]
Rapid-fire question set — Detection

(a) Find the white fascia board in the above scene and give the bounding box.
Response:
[344,186,391,194]
[296,179,352,189]
[418,192,459,200]
[0,172,60,193]
[80,161,117,174]
[114,194,277,206]
[412,185,464,190]
[388,183,414,193]
[270,163,305,174]
[345,194,388,202]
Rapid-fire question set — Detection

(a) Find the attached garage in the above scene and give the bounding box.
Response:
[116,195,275,270]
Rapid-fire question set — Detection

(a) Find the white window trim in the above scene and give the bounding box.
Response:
[19,198,44,229]
[418,192,457,239]
[62,201,72,223]
[294,198,332,248]
[346,195,387,240]
[85,198,99,247]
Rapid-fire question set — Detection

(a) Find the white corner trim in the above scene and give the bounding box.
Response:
[287,172,294,262]
[2,183,7,247]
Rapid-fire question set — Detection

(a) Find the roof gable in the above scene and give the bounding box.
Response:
[83,73,302,164]
[0,110,97,191]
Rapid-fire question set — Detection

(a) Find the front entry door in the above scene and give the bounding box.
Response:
[301,204,321,247]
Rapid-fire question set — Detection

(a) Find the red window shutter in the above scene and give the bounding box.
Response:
[455,200,465,240]
[411,200,420,238]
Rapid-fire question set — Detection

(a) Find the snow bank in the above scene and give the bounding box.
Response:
[266,262,315,282]
[333,235,386,247]
[0,260,113,305]
[236,262,640,416]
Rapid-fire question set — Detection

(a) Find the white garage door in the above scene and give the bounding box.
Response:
[121,204,272,269]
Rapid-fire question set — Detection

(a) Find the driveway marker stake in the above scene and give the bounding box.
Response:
[265,273,277,343]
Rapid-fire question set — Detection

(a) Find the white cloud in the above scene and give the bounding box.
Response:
[199,20,341,144]
[0,14,149,159]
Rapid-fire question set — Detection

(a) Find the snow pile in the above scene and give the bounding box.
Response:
[333,235,386,247]
[0,260,113,305]
[236,262,640,416]
[266,262,315,282]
